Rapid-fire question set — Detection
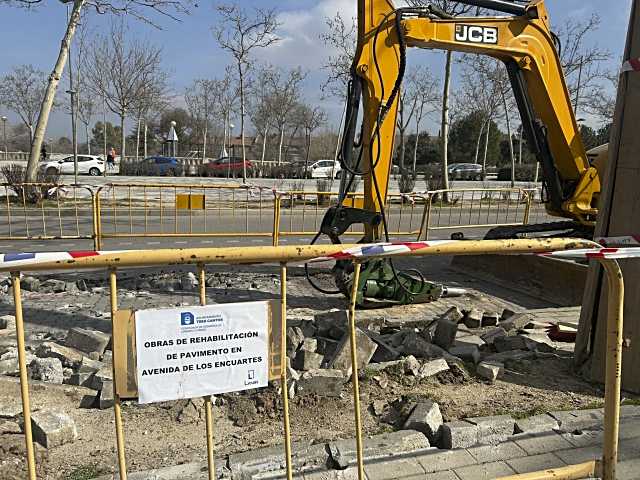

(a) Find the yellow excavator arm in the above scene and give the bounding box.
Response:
[352,0,600,230]
[315,0,602,306]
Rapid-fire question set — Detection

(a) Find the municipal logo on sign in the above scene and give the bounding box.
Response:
[181,312,195,326]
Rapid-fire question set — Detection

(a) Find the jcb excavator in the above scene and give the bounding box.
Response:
[312,0,605,307]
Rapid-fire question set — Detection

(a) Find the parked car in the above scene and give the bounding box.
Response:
[201,157,254,178]
[447,163,483,180]
[309,160,341,179]
[138,156,183,176]
[40,155,105,176]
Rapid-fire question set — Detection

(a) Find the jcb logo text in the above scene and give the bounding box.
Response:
[455,25,498,44]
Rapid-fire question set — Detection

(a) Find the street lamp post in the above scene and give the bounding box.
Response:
[1,116,7,162]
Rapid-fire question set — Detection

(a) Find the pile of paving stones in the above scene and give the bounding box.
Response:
[284,305,572,400]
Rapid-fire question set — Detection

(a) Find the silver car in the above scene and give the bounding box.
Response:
[448,163,483,180]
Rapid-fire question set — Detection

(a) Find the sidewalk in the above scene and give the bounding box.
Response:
[95,414,640,480]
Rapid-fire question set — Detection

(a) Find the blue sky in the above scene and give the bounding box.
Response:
[0,0,632,138]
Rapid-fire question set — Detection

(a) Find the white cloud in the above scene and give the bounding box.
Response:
[259,0,356,69]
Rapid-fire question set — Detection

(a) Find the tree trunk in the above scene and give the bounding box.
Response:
[304,129,311,178]
[26,0,86,182]
[277,127,285,166]
[518,125,523,165]
[238,65,247,183]
[412,119,420,174]
[120,112,126,167]
[502,89,516,187]
[202,122,208,162]
[482,119,491,180]
[260,126,268,176]
[135,118,141,162]
[474,119,487,165]
[144,122,148,159]
[441,51,453,197]
[85,123,90,155]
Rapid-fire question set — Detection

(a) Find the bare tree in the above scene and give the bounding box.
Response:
[298,104,327,177]
[212,67,239,159]
[84,22,168,162]
[267,67,307,165]
[555,14,611,117]
[0,64,49,146]
[214,3,280,182]
[319,12,356,99]
[4,0,191,181]
[248,64,277,171]
[408,67,440,173]
[185,79,217,162]
[407,1,474,195]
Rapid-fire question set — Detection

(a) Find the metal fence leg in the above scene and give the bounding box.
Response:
[600,259,625,480]
[12,272,36,480]
[348,262,365,480]
[280,263,293,480]
[272,195,281,247]
[199,264,216,480]
[109,268,128,480]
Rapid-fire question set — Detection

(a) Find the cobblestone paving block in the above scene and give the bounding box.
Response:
[467,442,527,463]
[363,457,425,480]
[415,448,476,473]
[506,453,566,474]
[514,431,575,456]
[560,429,604,448]
[454,461,515,480]
[422,472,460,480]
[553,445,601,465]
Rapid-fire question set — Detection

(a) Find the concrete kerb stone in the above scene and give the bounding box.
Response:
[328,430,431,469]
[329,327,378,376]
[65,327,111,355]
[30,409,78,448]
[515,414,559,435]
[414,448,477,473]
[440,421,479,449]
[466,415,515,445]
[403,401,443,444]
[228,442,329,479]
[548,408,604,433]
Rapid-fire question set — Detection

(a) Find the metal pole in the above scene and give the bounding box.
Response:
[279,263,293,480]
[347,261,365,480]
[600,259,624,480]
[103,96,107,177]
[11,273,37,480]
[198,264,217,480]
[109,268,128,480]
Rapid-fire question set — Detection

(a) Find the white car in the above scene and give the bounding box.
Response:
[41,155,105,176]
[310,160,341,179]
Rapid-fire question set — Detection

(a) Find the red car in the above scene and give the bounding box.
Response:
[202,157,254,178]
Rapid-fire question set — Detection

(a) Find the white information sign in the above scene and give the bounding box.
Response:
[135,301,269,404]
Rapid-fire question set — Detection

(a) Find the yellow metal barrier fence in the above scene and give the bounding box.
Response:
[0,182,96,243]
[2,238,625,480]
[419,188,534,240]
[94,183,278,248]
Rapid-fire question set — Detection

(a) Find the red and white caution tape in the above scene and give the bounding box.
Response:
[595,236,640,247]
[0,250,123,269]
[309,240,458,263]
[538,247,640,260]
[622,58,640,73]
